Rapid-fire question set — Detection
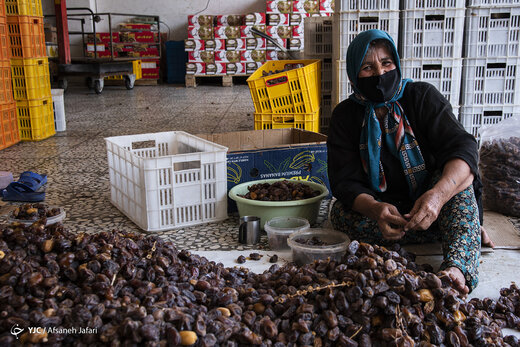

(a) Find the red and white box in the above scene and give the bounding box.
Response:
[188,26,214,40]
[188,15,214,27]
[186,62,206,75]
[266,50,291,60]
[246,38,267,50]
[226,39,247,50]
[320,0,334,13]
[214,26,241,39]
[216,15,244,26]
[184,39,205,52]
[141,59,160,79]
[188,50,215,63]
[267,1,293,14]
[241,25,266,38]
[246,62,263,74]
[205,62,227,75]
[244,12,266,26]
[266,25,293,39]
[86,43,107,52]
[288,38,304,50]
[292,25,304,38]
[215,50,241,63]
[241,50,266,62]
[290,13,308,26]
[226,62,246,75]
[266,38,288,51]
[293,0,320,14]
[268,13,290,26]
[205,39,226,51]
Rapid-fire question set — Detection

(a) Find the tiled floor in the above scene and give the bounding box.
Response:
[0,83,518,251]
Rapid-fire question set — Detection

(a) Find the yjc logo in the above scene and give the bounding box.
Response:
[10,324,24,339]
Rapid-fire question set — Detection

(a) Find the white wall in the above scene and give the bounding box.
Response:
[44,0,265,41]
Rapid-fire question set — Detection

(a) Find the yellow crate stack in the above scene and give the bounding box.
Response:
[7,0,54,141]
[0,0,20,150]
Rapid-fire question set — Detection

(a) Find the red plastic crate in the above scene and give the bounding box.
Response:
[7,15,46,58]
[0,101,20,150]
[0,60,14,104]
[0,23,10,61]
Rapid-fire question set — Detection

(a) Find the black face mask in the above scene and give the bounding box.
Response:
[357,69,400,102]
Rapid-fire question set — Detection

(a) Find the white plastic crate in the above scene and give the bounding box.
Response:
[105,131,228,231]
[401,58,463,105]
[402,0,465,9]
[467,0,520,7]
[465,7,520,58]
[333,11,400,62]
[332,59,354,107]
[320,94,333,134]
[459,105,519,142]
[322,58,332,94]
[461,57,520,105]
[400,8,465,59]
[304,17,333,58]
[336,0,399,11]
[51,88,66,132]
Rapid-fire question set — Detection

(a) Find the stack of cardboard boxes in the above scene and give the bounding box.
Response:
[185,0,334,76]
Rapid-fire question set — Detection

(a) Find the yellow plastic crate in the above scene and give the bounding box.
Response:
[6,0,43,16]
[0,101,20,150]
[10,57,51,100]
[105,60,142,80]
[7,15,46,58]
[247,59,321,114]
[254,109,320,133]
[16,96,55,141]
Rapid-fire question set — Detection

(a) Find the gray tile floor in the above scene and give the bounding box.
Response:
[0,83,518,251]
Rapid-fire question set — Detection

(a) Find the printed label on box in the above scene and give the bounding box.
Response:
[246,38,267,50]
[205,39,226,51]
[188,51,215,63]
[215,50,241,63]
[240,25,266,38]
[293,0,320,14]
[266,50,291,60]
[289,13,308,25]
[266,25,293,39]
[226,38,247,50]
[188,26,214,40]
[266,38,288,51]
[267,0,293,14]
[216,15,244,26]
[226,62,246,75]
[320,0,334,12]
[188,15,214,27]
[241,50,267,62]
[184,39,205,51]
[206,62,227,75]
[214,26,241,39]
[292,25,304,38]
[186,62,206,74]
[246,62,263,74]
[268,14,290,26]
[141,60,158,69]
[244,12,266,25]
[288,38,304,50]
[86,44,106,52]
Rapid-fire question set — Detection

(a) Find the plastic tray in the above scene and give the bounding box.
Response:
[9,207,66,226]
[320,94,332,135]
[5,0,43,16]
[336,0,399,11]
[459,104,519,143]
[287,228,349,266]
[7,15,46,58]
[402,0,465,9]
[11,57,51,101]
[0,60,14,104]
[16,96,55,141]
[332,59,353,107]
[254,110,320,132]
[304,16,333,58]
[467,0,520,7]
[0,102,20,151]
[0,23,10,61]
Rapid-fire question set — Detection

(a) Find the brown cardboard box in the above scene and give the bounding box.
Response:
[44,23,57,44]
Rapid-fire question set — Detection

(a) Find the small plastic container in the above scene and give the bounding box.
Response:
[265,216,310,250]
[287,228,349,266]
[9,206,66,226]
[0,171,13,189]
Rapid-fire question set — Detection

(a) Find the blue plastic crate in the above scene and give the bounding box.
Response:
[165,41,187,84]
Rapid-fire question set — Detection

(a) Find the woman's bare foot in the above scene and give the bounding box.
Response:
[441,267,469,296]
[481,226,495,248]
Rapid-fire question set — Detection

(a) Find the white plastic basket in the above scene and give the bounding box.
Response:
[51,89,66,132]
[464,6,520,58]
[322,58,333,94]
[461,57,520,105]
[459,104,519,142]
[332,59,354,107]
[304,17,333,58]
[402,0,465,9]
[336,0,399,11]
[320,94,333,134]
[105,131,228,231]
[401,58,463,105]
[333,10,399,62]
[467,0,520,7]
[400,8,465,59]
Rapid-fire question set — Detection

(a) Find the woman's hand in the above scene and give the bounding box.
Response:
[404,189,444,231]
[373,202,408,241]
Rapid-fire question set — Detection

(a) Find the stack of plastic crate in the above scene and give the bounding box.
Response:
[0,0,19,150]
[332,0,400,107]
[304,16,333,134]
[400,0,465,119]
[460,0,520,142]
[6,0,55,141]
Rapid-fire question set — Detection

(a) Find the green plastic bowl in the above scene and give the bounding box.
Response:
[228,179,329,229]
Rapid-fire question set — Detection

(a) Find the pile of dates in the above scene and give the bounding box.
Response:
[0,221,519,346]
[241,180,321,201]
[11,203,61,221]
[262,63,304,77]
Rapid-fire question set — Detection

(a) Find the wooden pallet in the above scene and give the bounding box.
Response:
[185,74,249,88]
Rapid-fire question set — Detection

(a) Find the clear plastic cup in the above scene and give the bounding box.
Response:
[264,216,310,250]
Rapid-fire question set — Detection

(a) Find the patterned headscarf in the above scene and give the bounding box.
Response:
[347,29,428,199]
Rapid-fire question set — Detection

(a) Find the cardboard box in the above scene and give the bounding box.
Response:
[87,32,119,43]
[266,25,293,39]
[205,62,227,75]
[188,15,214,27]
[46,43,58,58]
[246,38,267,50]
[245,12,266,25]
[241,50,266,63]
[267,0,293,14]
[289,13,307,26]
[186,62,206,74]
[226,62,246,75]
[214,26,241,39]
[268,14,291,26]
[44,24,57,44]
[197,129,330,212]
[293,0,320,14]
[320,0,335,13]
[266,50,291,60]
[241,25,266,38]
[205,39,226,51]
[216,15,244,26]
[86,43,107,52]
[184,39,205,51]
[188,26,214,40]
[292,25,304,38]
[188,50,215,63]
[266,38,288,51]
[226,38,246,51]
[120,31,157,43]
[288,38,304,50]
[246,62,263,74]
[215,50,241,63]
